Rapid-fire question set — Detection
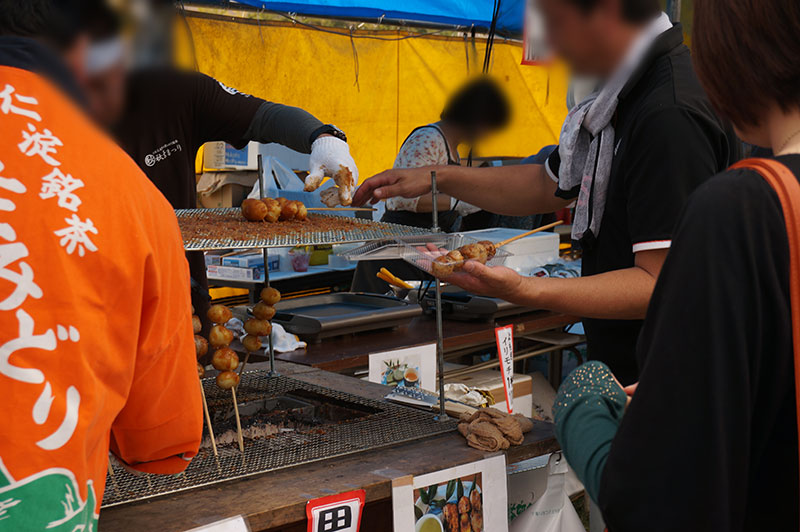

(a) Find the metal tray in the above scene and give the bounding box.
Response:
[272,292,422,342]
[176,208,430,251]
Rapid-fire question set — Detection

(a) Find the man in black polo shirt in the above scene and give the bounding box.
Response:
[353,0,739,384]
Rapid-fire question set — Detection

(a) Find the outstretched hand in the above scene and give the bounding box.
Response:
[352,166,440,206]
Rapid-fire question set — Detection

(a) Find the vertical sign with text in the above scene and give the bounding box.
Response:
[495,325,514,414]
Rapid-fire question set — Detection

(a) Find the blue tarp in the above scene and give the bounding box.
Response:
[228,0,525,33]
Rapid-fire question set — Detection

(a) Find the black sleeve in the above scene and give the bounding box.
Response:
[546,147,582,200]
[242,101,324,154]
[622,107,721,249]
[190,72,266,149]
[597,170,795,531]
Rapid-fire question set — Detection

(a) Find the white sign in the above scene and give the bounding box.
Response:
[391,455,508,532]
[306,490,365,532]
[495,325,514,414]
[186,516,250,532]
[369,344,436,392]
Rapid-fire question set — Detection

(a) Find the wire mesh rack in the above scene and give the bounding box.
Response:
[176,208,431,251]
[102,371,458,507]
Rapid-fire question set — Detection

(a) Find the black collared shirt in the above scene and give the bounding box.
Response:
[546,25,740,383]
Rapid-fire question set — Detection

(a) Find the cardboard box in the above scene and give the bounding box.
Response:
[207,257,279,283]
[203,141,259,171]
[444,369,532,416]
[197,171,258,208]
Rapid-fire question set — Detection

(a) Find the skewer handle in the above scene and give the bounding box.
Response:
[231,386,244,453]
[199,378,218,457]
[495,220,564,248]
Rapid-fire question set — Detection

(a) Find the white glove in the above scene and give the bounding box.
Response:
[304,136,359,205]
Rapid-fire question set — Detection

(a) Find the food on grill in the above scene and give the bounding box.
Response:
[207,304,232,325]
[260,287,281,305]
[429,240,498,278]
[241,198,268,221]
[320,186,340,207]
[194,335,208,359]
[212,347,239,371]
[279,200,299,221]
[242,334,262,352]
[295,201,308,221]
[262,198,281,223]
[197,363,205,378]
[244,318,272,337]
[192,315,202,334]
[209,324,234,348]
[216,370,240,390]
[252,301,276,321]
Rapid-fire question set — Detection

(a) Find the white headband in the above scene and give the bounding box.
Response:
[86,37,126,75]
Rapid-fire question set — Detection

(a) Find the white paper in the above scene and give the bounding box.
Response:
[369,344,436,392]
[186,515,249,532]
[392,455,508,532]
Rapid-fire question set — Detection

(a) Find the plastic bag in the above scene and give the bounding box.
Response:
[509,452,585,532]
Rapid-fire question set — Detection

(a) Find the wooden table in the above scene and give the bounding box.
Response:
[98,361,559,532]
[274,310,578,373]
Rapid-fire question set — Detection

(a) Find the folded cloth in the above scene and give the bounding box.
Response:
[457,407,534,450]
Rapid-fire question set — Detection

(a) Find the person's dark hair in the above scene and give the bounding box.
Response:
[693,0,800,128]
[0,0,89,49]
[568,0,660,23]
[441,77,511,135]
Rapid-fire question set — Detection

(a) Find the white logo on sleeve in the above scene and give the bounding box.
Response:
[217,81,251,98]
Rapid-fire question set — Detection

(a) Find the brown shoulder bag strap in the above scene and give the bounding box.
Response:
[731,157,800,468]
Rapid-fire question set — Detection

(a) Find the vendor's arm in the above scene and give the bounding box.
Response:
[353,163,572,215]
[453,247,666,319]
[553,361,628,501]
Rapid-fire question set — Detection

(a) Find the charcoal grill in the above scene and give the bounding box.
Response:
[176,208,430,251]
[102,371,458,507]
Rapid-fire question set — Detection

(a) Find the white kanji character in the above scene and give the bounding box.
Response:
[54,214,98,257]
[0,241,42,310]
[18,123,62,166]
[39,168,84,212]
[0,84,41,122]
[0,308,56,384]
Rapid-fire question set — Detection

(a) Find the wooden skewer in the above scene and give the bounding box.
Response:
[495,220,564,248]
[107,458,120,495]
[237,351,252,381]
[307,207,376,212]
[231,386,244,453]
[198,378,218,457]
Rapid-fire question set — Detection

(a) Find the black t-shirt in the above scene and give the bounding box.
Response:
[546,26,740,383]
[598,155,800,531]
[114,68,263,210]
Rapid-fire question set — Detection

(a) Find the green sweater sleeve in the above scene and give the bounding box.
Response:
[553,361,628,503]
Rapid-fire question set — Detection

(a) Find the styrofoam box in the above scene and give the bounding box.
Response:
[461,228,559,271]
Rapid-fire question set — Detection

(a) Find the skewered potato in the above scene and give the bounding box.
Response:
[216,370,240,390]
[209,325,234,348]
[460,243,488,263]
[207,304,232,324]
[197,363,205,378]
[477,240,497,261]
[241,198,268,221]
[252,301,276,321]
[294,201,308,221]
[276,197,288,208]
[192,315,202,334]
[242,335,262,352]
[211,347,239,371]
[262,198,281,223]
[431,255,455,277]
[244,319,272,337]
[279,200,299,221]
[195,335,209,359]
[260,287,281,305]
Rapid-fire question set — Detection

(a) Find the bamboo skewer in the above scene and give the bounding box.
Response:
[107,458,120,495]
[231,387,244,452]
[495,220,564,248]
[198,378,218,457]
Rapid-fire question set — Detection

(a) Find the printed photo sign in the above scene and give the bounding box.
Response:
[369,344,436,392]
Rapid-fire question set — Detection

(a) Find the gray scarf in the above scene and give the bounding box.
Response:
[558,13,673,243]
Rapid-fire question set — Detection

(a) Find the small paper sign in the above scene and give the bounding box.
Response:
[306,490,365,532]
[368,344,436,392]
[495,325,514,413]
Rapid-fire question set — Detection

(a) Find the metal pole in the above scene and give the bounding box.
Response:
[257,155,277,377]
[430,171,448,421]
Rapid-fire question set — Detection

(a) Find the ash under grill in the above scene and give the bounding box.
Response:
[176,208,430,250]
[102,372,457,507]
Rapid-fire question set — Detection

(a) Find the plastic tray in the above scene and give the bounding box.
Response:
[396,233,512,278]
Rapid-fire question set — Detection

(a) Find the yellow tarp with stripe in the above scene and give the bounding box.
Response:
[182,14,569,181]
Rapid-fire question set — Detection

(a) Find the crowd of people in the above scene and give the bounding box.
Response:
[1,0,798,529]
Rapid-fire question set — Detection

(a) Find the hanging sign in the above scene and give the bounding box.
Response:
[522,0,554,65]
[495,325,515,413]
[306,489,365,532]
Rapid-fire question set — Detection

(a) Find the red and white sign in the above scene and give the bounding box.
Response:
[306,490,365,532]
[495,325,515,413]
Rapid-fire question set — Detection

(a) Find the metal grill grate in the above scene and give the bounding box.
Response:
[102,372,457,507]
[176,208,430,251]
